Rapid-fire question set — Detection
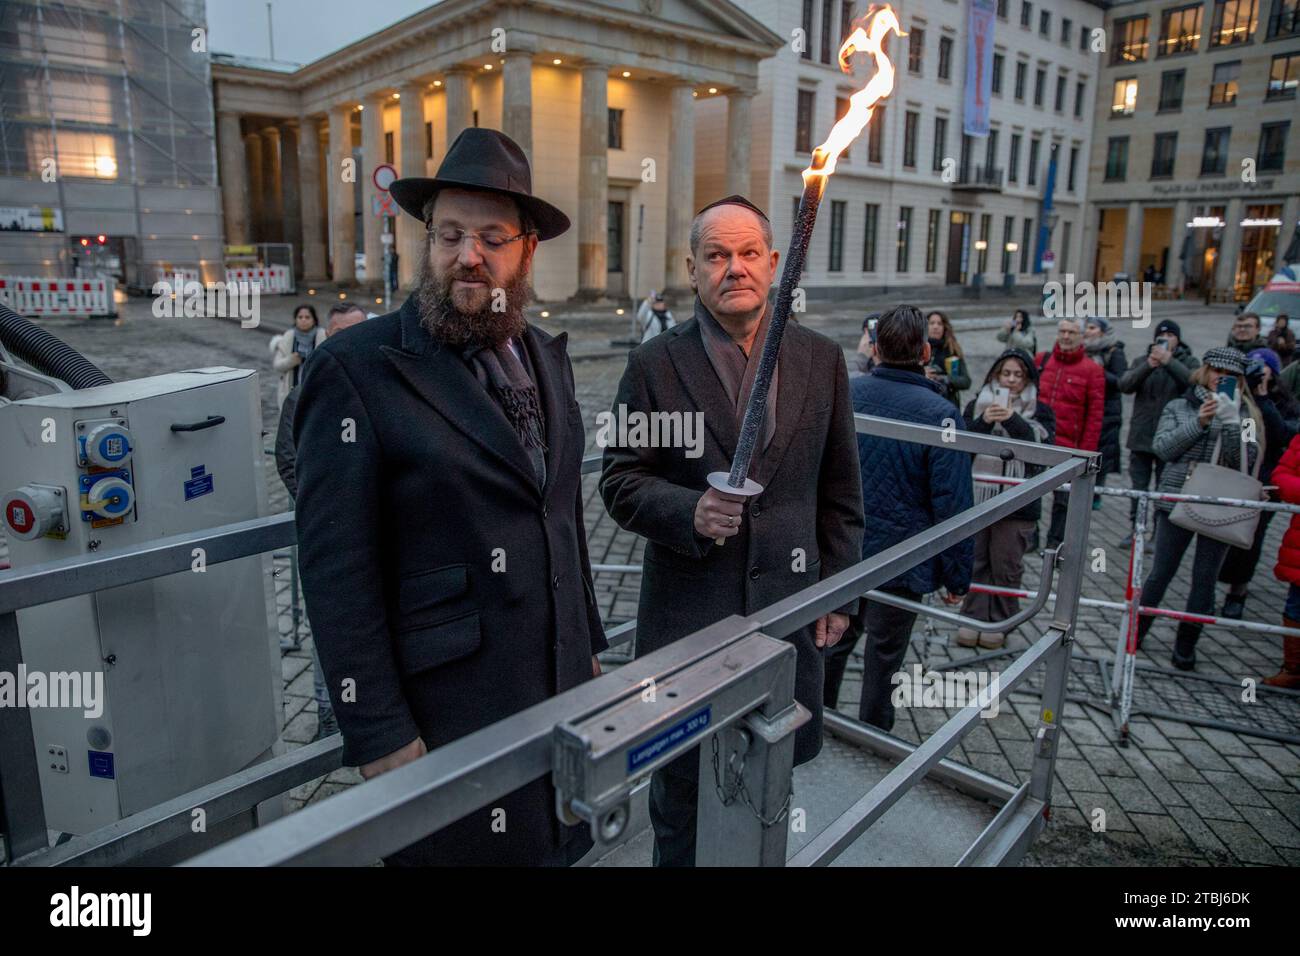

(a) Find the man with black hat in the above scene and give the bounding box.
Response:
[599,195,865,866]
[293,128,607,866]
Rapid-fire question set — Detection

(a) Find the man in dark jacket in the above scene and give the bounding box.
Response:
[1117,319,1198,546]
[600,195,864,867]
[293,129,607,866]
[1226,311,1267,354]
[823,305,973,731]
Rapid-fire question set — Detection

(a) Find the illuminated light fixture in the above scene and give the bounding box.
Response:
[553,58,563,65]
[974,239,988,250]
[79,237,90,247]
[622,71,631,77]
[96,234,107,244]
[708,87,718,94]
[392,92,400,99]
[540,310,550,318]
[484,63,493,70]
[1005,241,1019,252]
[692,91,698,97]
[356,104,364,110]
[308,288,316,295]
[94,155,117,176]
[1188,216,1225,228]
[434,80,443,87]
[615,308,625,315]
[375,297,383,303]
[338,292,347,299]
[1241,217,1282,227]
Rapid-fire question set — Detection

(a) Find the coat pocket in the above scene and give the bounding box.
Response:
[394,611,482,676]
[397,563,470,629]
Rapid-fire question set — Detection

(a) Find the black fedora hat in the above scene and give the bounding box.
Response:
[388,128,570,240]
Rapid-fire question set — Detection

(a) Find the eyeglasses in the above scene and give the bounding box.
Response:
[427,225,533,252]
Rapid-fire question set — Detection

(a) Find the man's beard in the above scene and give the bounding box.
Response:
[416,246,532,348]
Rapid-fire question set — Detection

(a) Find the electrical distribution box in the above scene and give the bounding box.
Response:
[0,368,281,836]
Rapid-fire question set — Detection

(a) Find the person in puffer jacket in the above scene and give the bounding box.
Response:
[1266,432,1300,689]
[1036,317,1105,549]
[1136,348,1260,671]
[957,349,1056,650]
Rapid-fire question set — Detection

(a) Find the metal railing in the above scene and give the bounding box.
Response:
[0,414,1096,867]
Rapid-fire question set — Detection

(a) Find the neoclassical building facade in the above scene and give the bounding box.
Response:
[212,0,783,301]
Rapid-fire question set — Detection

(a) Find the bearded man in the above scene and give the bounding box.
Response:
[293,128,607,866]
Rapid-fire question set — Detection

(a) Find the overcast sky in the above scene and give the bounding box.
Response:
[207,0,434,65]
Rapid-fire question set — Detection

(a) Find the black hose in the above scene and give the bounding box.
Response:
[0,302,113,390]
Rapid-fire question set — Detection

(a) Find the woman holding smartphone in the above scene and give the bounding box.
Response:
[924,309,970,408]
[1137,348,1261,670]
[956,349,1056,649]
[996,309,1037,354]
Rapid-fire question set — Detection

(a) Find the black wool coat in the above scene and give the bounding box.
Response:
[293,296,607,866]
[599,314,865,765]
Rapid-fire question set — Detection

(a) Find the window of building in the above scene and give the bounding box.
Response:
[1021,1,1032,29]
[424,121,433,158]
[1159,4,1203,56]
[1020,218,1034,272]
[1055,74,1067,111]
[997,0,1008,19]
[1267,52,1300,98]
[932,115,949,170]
[1014,60,1027,100]
[840,0,853,41]
[1040,9,1050,36]
[1211,0,1258,45]
[1105,135,1129,180]
[801,0,814,59]
[1151,131,1178,176]
[926,209,941,272]
[1112,77,1138,115]
[985,128,1000,172]
[863,203,879,271]
[903,110,919,167]
[1201,126,1231,174]
[796,89,815,153]
[1113,15,1150,63]
[828,200,846,271]
[992,53,1004,94]
[836,97,852,160]
[869,105,885,162]
[1158,69,1186,110]
[1074,80,1086,117]
[1210,61,1241,105]
[1266,0,1300,39]
[1258,121,1290,170]
[608,108,624,149]
[1062,18,1072,44]
[1034,67,1046,106]
[1068,144,1079,190]
[1008,132,1022,181]
[383,130,394,164]
[897,206,913,273]
[939,36,954,80]
[978,214,992,272]
[1002,216,1015,272]
[1081,24,1092,51]
[821,0,834,63]
[1061,221,1072,272]
[909,27,924,74]
[1028,136,1041,184]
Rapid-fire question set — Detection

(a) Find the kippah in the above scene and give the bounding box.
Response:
[695,194,770,222]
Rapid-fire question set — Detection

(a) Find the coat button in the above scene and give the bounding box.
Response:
[749,566,760,580]
[553,575,560,589]
[751,506,761,518]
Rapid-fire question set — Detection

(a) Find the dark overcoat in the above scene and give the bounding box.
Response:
[293,295,607,866]
[599,313,865,765]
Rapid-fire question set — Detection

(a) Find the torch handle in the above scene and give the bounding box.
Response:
[726,174,828,488]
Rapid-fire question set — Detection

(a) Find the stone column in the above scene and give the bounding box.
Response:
[725,90,754,197]
[502,52,534,164]
[328,104,357,284]
[217,112,250,245]
[398,81,427,289]
[297,116,327,282]
[1166,198,1188,291]
[1121,199,1143,278]
[445,68,474,145]
[244,131,263,243]
[279,123,303,278]
[1279,195,1299,274]
[664,81,697,298]
[575,64,609,300]
[1214,197,1244,294]
[361,93,387,289]
[260,126,283,243]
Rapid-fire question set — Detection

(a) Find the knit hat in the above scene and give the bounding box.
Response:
[1086,316,1112,334]
[1154,319,1181,340]
[1248,347,1282,377]
[1202,346,1246,375]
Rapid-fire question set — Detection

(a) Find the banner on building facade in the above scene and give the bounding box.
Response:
[964,0,995,137]
[0,206,64,232]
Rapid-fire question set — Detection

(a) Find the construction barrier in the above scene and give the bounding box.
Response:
[0,276,114,317]
[225,265,292,294]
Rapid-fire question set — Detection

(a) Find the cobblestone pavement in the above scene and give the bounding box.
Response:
[11,294,1299,865]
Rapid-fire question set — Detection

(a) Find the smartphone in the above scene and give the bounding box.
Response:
[1216,377,1237,400]
[1154,337,1169,353]
[991,385,1010,408]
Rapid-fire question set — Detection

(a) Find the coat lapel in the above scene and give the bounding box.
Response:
[667,319,740,460]
[751,324,812,488]
[521,324,571,502]
[380,297,541,497]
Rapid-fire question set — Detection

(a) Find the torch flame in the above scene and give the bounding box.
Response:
[804,4,905,184]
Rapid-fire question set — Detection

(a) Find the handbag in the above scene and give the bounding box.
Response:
[1169,427,1263,549]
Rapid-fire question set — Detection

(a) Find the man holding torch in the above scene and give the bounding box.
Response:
[599,194,865,865]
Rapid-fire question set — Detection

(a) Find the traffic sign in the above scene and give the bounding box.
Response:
[372,163,397,192]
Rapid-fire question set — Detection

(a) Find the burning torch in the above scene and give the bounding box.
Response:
[707,4,904,541]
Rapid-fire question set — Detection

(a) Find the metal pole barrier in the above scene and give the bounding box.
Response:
[1111,496,1148,745]
[0,609,49,862]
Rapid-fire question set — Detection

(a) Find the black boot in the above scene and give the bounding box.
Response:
[1171,622,1201,671]
[1135,613,1155,650]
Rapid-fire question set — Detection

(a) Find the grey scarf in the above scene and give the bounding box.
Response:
[463,339,547,489]
[695,298,777,461]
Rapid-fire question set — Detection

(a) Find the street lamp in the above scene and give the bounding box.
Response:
[973,239,988,298]
[1004,241,1018,291]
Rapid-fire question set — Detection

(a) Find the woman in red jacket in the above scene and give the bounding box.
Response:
[1036,318,1106,549]
[1267,433,1300,688]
